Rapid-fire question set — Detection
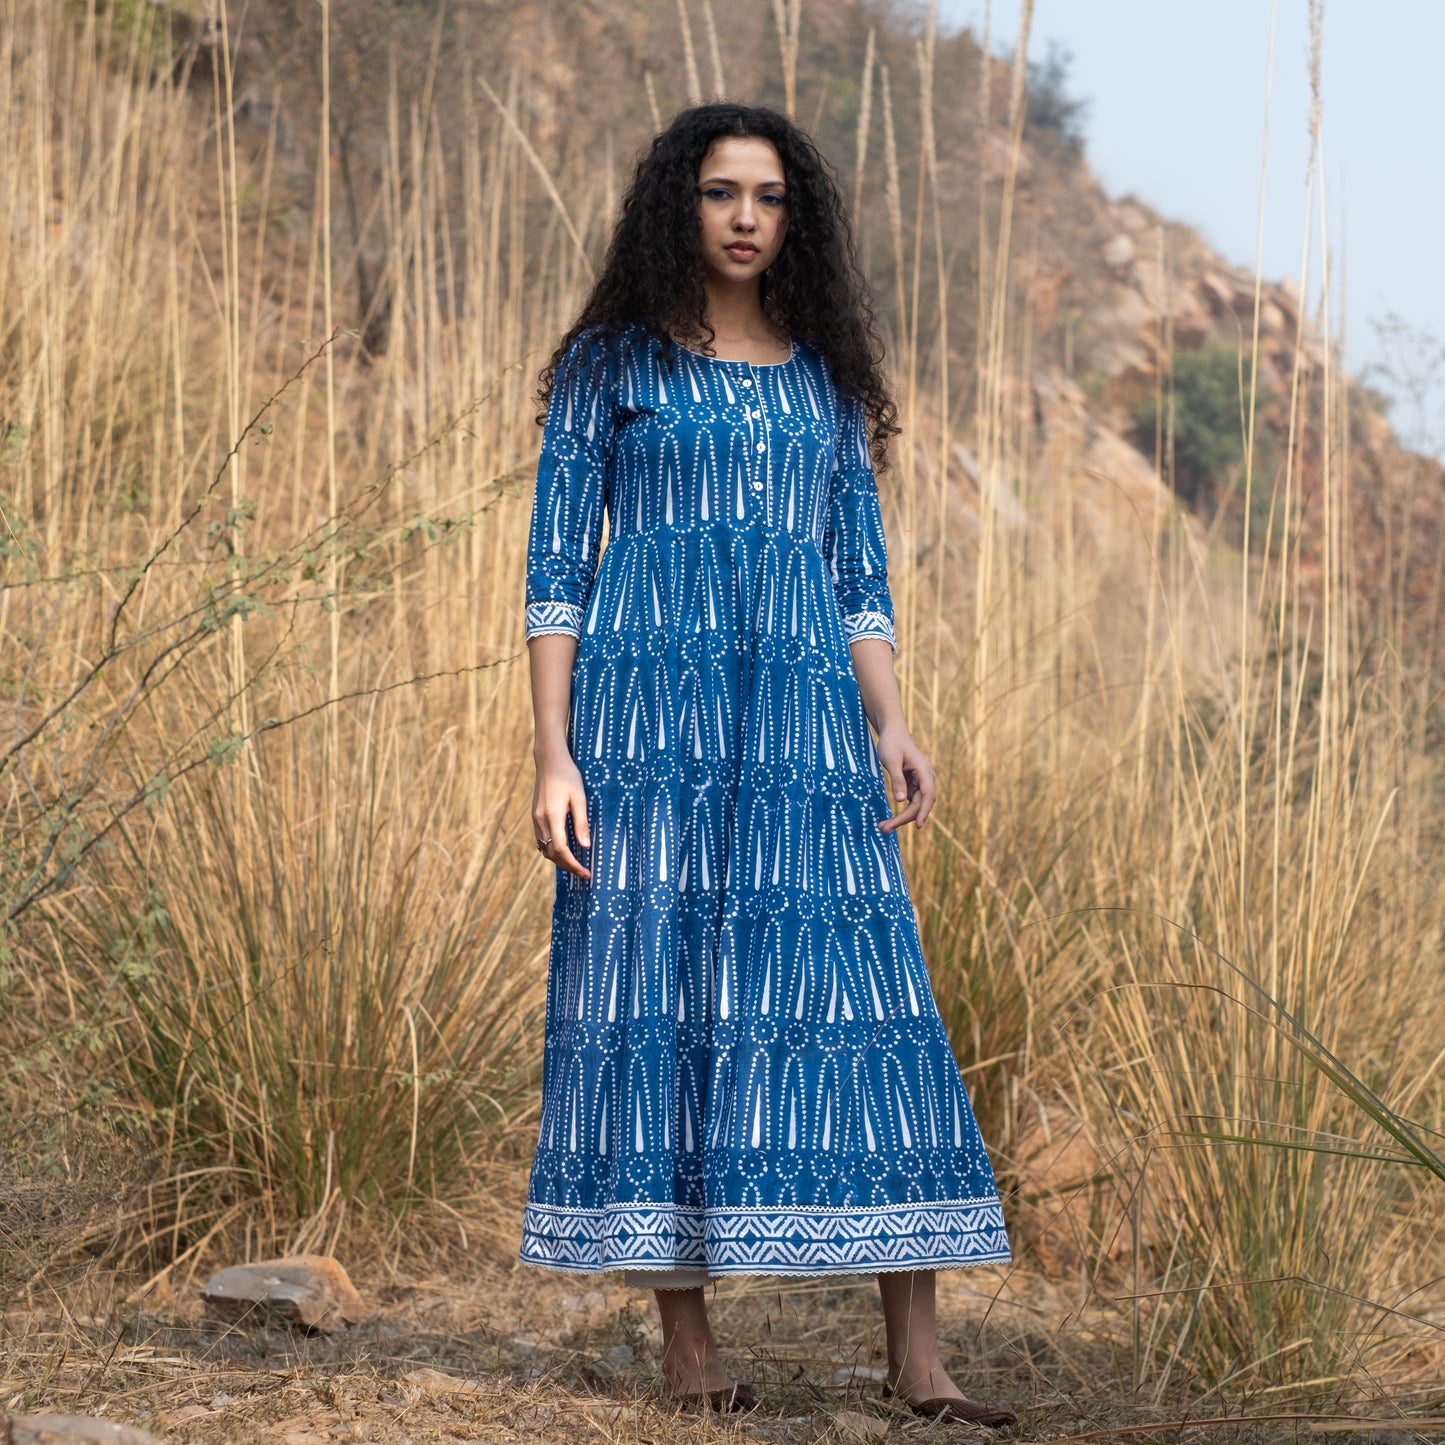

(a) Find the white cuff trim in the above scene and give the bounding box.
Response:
[525,600,585,640]
[843,609,898,655]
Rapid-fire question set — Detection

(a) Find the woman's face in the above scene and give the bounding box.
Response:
[695,135,788,286]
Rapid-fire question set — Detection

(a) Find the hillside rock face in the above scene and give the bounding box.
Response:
[1071,194,1440,622]
[163,0,1439,649]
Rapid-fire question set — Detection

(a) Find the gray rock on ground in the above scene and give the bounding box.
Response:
[3,1416,162,1444]
[589,1343,635,1377]
[199,1252,367,1332]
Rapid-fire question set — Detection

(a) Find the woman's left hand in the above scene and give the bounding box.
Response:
[874,723,937,830]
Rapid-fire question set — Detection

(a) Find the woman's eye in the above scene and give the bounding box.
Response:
[700,188,785,204]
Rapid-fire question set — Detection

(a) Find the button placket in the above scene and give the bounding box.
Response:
[744,369,765,495]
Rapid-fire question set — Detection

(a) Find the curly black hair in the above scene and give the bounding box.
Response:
[535,101,901,469]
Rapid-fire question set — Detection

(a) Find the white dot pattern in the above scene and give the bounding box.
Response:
[520,324,1009,1277]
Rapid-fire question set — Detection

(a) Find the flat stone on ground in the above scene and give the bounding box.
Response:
[4,1416,163,1444]
[833,1409,890,1441]
[199,1252,367,1332]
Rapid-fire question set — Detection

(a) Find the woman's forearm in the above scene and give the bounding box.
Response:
[850,636,908,735]
[528,632,580,759]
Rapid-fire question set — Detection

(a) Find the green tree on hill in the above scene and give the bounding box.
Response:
[1135,344,1251,509]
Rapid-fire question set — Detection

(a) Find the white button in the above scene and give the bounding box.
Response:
[742,378,754,387]
[750,408,762,418]
[756,442,765,453]
[751,479,763,490]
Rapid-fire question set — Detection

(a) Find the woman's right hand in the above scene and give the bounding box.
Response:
[532,743,592,880]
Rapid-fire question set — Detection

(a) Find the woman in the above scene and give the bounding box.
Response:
[521,101,1015,1428]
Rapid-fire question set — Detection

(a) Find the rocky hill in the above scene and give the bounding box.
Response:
[165,0,1442,658]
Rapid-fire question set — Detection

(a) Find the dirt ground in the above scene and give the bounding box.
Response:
[5,1245,1441,1445]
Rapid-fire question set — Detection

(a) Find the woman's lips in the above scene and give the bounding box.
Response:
[726,244,759,258]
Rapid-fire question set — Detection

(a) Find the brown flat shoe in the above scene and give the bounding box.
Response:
[883,1380,1017,1429]
[668,1378,759,1413]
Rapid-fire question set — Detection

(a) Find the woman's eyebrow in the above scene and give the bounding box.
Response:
[698,175,787,190]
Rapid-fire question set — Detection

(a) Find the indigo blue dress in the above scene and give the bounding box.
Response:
[520,321,1010,1278]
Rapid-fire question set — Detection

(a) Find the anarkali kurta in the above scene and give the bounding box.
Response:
[520,321,1010,1277]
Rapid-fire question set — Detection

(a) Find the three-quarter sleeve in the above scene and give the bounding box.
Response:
[822,389,898,656]
[524,328,617,641]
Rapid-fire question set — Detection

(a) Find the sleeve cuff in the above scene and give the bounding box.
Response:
[524,599,585,640]
[842,609,898,655]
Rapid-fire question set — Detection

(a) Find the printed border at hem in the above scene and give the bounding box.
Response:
[519,1198,1010,1277]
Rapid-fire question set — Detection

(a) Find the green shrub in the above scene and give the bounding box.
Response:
[1024,41,1090,155]
[1134,344,1252,508]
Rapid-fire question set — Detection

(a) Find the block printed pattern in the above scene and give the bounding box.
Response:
[520,324,1010,1276]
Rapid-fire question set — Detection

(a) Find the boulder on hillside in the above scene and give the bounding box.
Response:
[1102,233,1136,270]
[1200,271,1243,318]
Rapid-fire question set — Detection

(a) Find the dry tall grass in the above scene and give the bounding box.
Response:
[0,0,561,1261]
[1,0,1440,1406]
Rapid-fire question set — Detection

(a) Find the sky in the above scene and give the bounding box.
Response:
[937,0,1445,456]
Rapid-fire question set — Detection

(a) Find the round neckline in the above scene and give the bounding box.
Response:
[673,337,796,368]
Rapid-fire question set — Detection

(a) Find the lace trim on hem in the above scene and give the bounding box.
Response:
[519,1254,1012,1281]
